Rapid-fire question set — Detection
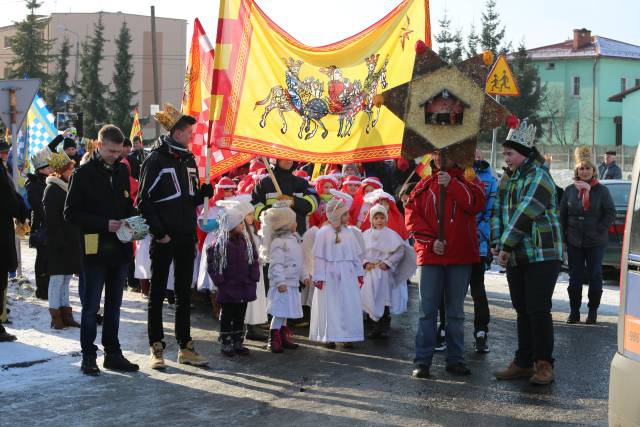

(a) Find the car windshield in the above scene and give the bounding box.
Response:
[605,183,631,207]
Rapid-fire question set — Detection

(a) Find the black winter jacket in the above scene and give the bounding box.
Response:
[43,177,82,275]
[64,150,135,266]
[0,162,20,272]
[252,164,317,235]
[127,149,146,180]
[25,172,47,231]
[137,136,204,240]
[559,182,616,248]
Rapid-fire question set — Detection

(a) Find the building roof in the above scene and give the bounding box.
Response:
[608,85,640,102]
[527,36,640,61]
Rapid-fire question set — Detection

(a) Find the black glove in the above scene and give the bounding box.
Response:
[200,183,214,198]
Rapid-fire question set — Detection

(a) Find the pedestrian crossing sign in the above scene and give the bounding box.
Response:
[485,55,520,96]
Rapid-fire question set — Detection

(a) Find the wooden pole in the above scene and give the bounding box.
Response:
[202,48,217,219]
[262,156,283,195]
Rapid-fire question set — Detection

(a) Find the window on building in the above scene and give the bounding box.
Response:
[572,76,580,96]
[635,78,640,88]
[621,77,627,92]
[574,121,580,141]
[3,36,11,48]
[546,62,555,70]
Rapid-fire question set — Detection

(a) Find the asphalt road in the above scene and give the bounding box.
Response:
[0,275,616,426]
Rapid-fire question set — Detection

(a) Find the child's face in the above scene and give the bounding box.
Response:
[340,212,350,225]
[363,185,375,194]
[379,199,390,210]
[289,221,297,232]
[372,212,387,229]
[322,182,334,194]
[232,221,245,234]
[344,183,359,196]
[245,213,255,225]
[223,189,234,198]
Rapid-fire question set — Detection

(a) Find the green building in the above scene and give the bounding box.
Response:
[527,29,640,146]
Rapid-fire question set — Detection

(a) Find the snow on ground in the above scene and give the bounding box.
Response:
[0,242,620,389]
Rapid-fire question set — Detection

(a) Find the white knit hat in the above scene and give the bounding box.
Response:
[364,188,395,205]
[261,203,296,232]
[326,189,353,226]
[217,194,253,217]
[369,204,388,225]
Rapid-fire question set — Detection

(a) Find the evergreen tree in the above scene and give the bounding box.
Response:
[7,0,52,87]
[499,43,545,140]
[48,37,71,108]
[109,22,136,133]
[479,0,509,55]
[78,14,107,138]
[434,11,463,64]
[465,24,480,58]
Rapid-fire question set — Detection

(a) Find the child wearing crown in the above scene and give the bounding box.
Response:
[309,190,365,349]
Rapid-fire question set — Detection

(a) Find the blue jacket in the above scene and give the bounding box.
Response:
[474,160,497,257]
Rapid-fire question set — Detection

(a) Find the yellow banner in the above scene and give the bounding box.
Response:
[213,0,430,163]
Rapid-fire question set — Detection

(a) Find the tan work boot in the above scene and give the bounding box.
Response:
[529,360,555,385]
[49,308,66,330]
[494,360,535,380]
[149,342,166,370]
[177,341,209,367]
[60,306,81,327]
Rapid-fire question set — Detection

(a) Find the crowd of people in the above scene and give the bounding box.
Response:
[0,105,620,386]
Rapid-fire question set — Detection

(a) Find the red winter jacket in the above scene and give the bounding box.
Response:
[404,167,486,266]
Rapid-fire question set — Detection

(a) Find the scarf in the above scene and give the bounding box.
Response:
[575,178,598,211]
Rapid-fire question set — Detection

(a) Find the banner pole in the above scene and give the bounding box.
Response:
[261,156,283,195]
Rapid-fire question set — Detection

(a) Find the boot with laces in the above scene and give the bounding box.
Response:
[177,340,209,367]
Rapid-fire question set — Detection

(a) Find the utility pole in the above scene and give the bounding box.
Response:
[490,94,501,171]
[151,6,161,138]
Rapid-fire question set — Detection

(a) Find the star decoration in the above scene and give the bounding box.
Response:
[379,44,510,167]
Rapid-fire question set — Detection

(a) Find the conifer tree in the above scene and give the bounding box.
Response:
[465,24,480,58]
[78,14,108,138]
[480,0,510,55]
[109,21,136,133]
[48,37,71,108]
[434,11,463,64]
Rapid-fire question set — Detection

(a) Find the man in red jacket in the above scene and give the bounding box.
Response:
[405,151,485,378]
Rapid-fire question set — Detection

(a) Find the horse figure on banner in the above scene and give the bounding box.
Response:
[254,55,388,140]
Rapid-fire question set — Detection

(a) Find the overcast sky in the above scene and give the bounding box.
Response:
[2,0,639,50]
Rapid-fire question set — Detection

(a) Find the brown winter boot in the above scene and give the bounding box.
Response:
[529,360,555,385]
[149,342,166,370]
[49,308,66,330]
[494,360,535,380]
[177,341,209,367]
[60,306,81,327]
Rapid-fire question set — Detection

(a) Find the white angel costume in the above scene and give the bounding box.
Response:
[245,224,268,325]
[300,226,318,307]
[266,234,306,319]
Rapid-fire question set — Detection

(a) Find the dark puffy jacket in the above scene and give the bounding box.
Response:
[25,172,47,231]
[138,136,204,240]
[559,182,616,248]
[127,149,146,180]
[252,164,317,235]
[598,162,622,180]
[207,233,260,304]
[0,162,20,272]
[43,177,82,275]
[64,150,135,266]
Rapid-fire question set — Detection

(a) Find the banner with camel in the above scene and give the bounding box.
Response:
[211,0,430,163]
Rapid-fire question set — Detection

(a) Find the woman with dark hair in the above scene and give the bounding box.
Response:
[560,146,616,324]
[43,152,82,329]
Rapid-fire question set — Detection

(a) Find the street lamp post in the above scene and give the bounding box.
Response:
[57,25,80,84]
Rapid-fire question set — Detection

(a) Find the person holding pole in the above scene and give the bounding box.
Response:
[138,103,213,370]
[405,150,485,379]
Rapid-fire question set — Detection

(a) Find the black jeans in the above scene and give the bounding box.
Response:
[79,261,128,356]
[567,244,605,309]
[437,258,491,333]
[506,260,560,367]
[148,236,195,348]
[219,302,248,343]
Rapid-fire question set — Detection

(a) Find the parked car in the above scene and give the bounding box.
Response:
[600,180,631,270]
[608,153,640,426]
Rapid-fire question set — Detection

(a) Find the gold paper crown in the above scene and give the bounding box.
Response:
[574,145,592,165]
[83,138,97,152]
[49,151,72,172]
[154,103,183,132]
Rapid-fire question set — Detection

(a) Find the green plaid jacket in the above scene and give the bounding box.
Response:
[491,152,563,265]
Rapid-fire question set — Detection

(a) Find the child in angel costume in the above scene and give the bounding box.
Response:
[261,203,311,353]
[309,189,365,349]
[361,204,416,339]
[349,176,383,227]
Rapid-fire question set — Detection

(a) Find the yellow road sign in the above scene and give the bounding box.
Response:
[485,55,520,96]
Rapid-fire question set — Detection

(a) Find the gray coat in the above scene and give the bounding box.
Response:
[559,182,616,248]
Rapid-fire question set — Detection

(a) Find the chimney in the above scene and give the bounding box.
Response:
[573,28,592,50]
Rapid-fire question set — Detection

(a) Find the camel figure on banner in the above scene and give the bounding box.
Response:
[254,55,388,140]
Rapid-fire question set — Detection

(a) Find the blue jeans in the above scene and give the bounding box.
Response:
[567,244,606,309]
[48,275,71,309]
[80,261,128,356]
[415,264,471,366]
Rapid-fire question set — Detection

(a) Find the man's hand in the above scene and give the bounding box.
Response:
[156,235,171,244]
[433,239,445,256]
[497,250,510,267]
[277,284,287,293]
[108,220,123,233]
[277,194,294,207]
[364,262,375,271]
[200,183,214,198]
[302,277,311,287]
[437,171,451,187]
